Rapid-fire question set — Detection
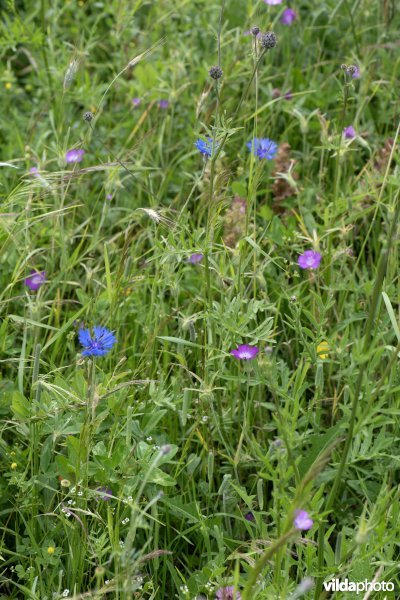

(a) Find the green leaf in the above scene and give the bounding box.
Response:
[11,390,30,419]
[157,336,203,349]
[382,292,400,342]
[148,468,176,486]
[298,422,344,478]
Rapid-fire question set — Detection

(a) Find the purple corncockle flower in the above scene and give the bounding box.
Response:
[30,167,39,176]
[132,97,141,107]
[106,193,113,200]
[247,138,278,160]
[195,137,219,158]
[24,270,46,291]
[281,8,297,24]
[231,344,259,360]
[78,326,116,357]
[343,125,356,139]
[298,250,322,270]
[215,586,241,600]
[159,99,169,109]
[244,511,255,522]
[293,509,313,531]
[264,0,282,4]
[95,487,113,501]
[187,253,204,264]
[65,148,85,164]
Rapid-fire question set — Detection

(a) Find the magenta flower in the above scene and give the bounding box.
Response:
[298,250,322,270]
[231,344,259,360]
[343,125,356,139]
[281,8,297,24]
[159,99,169,109]
[187,253,204,264]
[132,97,141,107]
[216,586,241,600]
[65,148,85,163]
[244,511,255,522]
[24,270,46,291]
[293,509,313,531]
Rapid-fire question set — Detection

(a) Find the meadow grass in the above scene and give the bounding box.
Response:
[0,0,399,598]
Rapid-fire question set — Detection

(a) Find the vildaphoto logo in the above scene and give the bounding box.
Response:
[323,578,394,594]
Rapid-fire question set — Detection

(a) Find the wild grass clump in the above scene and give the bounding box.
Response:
[0,1,399,599]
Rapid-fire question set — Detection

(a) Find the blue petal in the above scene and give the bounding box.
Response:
[78,328,92,347]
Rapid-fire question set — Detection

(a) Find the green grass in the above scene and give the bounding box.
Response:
[0,0,399,598]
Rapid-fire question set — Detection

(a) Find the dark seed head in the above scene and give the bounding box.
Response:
[83,111,94,122]
[251,26,260,36]
[261,31,277,49]
[208,65,223,80]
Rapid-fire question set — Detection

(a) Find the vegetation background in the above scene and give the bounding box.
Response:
[0,0,399,598]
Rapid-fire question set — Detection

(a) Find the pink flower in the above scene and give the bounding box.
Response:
[281,8,297,25]
[65,148,85,163]
[293,509,313,531]
[24,270,46,291]
[216,586,241,600]
[187,253,204,264]
[343,125,356,139]
[298,250,322,270]
[230,344,259,360]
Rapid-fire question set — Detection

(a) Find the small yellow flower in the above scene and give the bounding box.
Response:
[317,340,329,359]
[11,462,17,470]
[5,82,12,90]
[47,546,55,554]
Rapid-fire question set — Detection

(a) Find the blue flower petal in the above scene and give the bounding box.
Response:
[78,326,116,357]
[78,328,92,347]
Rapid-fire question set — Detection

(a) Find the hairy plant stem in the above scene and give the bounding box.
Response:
[327,77,350,285]
[30,343,41,538]
[40,0,54,98]
[314,196,400,598]
[242,529,297,599]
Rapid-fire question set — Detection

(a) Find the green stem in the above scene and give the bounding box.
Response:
[40,0,54,97]
[242,529,297,600]
[314,196,400,598]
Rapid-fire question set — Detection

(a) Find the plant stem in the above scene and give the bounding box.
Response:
[242,529,297,600]
[314,195,400,598]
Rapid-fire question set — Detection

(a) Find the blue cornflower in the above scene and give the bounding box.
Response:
[247,138,278,160]
[195,137,218,158]
[78,326,116,357]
